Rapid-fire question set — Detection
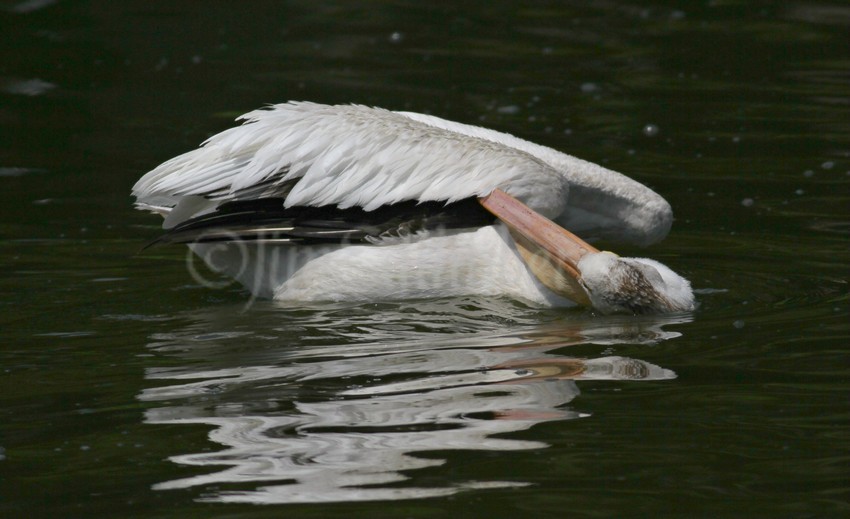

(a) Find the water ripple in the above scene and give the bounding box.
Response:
[140,300,688,503]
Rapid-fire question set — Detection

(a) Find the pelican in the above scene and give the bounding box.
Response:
[133,101,694,314]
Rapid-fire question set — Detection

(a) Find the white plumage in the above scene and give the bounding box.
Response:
[133,101,694,313]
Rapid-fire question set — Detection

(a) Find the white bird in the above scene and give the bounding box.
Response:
[133,101,694,314]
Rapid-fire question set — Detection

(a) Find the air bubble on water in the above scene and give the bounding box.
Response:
[388,31,404,44]
[821,161,834,170]
[803,170,814,178]
[733,320,745,329]
[580,82,598,93]
[741,198,754,207]
[642,124,659,137]
[496,105,520,115]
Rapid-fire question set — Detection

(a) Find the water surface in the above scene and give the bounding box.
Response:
[1,1,848,517]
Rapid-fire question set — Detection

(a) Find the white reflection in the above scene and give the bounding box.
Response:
[141,304,688,503]
[1,77,56,96]
[9,0,57,14]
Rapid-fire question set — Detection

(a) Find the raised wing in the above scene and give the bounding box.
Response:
[133,101,672,245]
[396,111,673,246]
[133,102,568,224]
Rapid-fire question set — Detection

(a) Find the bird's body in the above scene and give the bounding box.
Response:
[134,101,694,313]
[189,225,568,305]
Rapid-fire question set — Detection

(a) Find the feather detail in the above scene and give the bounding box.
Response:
[396,110,672,245]
[133,101,672,245]
[145,197,495,249]
[133,102,567,219]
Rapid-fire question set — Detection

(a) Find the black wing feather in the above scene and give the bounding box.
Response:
[145,197,495,248]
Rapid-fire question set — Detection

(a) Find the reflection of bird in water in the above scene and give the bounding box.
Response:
[145,354,673,503]
[133,102,694,314]
[140,306,686,503]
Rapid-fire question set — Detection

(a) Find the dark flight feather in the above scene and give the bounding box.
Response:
[145,196,495,249]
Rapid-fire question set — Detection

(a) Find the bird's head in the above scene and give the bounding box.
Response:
[480,189,694,315]
[575,252,695,314]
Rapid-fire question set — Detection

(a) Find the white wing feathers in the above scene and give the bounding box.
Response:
[133,101,672,245]
[397,110,672,246]
[133,102,566,214]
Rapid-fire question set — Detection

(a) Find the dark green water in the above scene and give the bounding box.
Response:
[1,1,848,517]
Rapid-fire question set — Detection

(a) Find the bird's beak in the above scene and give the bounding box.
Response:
[479,189,599,307]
